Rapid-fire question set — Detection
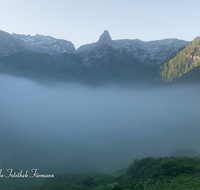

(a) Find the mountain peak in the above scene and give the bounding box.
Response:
[98,30,112,43]
[12,33,75,54]
[97,30,118,49]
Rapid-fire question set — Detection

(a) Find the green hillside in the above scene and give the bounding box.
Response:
[160,36,200,82]
[22,156,200,190]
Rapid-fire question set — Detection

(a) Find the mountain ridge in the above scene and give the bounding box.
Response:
[1,29,199,86]
[12,33,76,54]
[0,29,189,66]
[76,30,188,66]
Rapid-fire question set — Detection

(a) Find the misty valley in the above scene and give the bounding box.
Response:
[0,74,200,189]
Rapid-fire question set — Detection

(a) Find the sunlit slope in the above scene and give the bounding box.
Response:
[160,36,200,82]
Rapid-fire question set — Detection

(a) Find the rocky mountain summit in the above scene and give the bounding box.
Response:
[76,30,118,53]
[76,30,188,65]
[12,33,75,54]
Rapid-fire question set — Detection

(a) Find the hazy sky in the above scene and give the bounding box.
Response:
[1,0,200,49]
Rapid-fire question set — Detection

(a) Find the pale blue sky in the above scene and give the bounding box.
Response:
[0,0,200,49]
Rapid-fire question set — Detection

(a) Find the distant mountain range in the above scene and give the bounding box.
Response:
[0,29,199,85]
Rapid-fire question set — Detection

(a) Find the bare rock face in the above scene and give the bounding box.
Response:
[98,30,111,43]
[114,38,189,65]
[0,30,24,57]
[12,33,76,54]
[76,30,188,65]
[97,30,118,48]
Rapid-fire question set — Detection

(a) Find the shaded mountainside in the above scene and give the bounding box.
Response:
[0,49,159,85]
[160,36,200,83]
[0,30,25,57]
[0,51,85,83]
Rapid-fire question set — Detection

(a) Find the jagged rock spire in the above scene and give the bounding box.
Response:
[97,30,118,48]
[98,30,112,43]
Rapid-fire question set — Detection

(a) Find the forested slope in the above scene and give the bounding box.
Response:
[160,36,200,82]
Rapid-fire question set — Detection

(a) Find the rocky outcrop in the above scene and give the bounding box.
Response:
[12,33,76,54]
[0,30,24,57]
[76,30,117,53]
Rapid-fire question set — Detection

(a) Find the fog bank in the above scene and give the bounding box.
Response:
[0,74,200,173]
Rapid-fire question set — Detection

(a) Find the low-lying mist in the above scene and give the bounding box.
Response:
[0,74,200,174]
